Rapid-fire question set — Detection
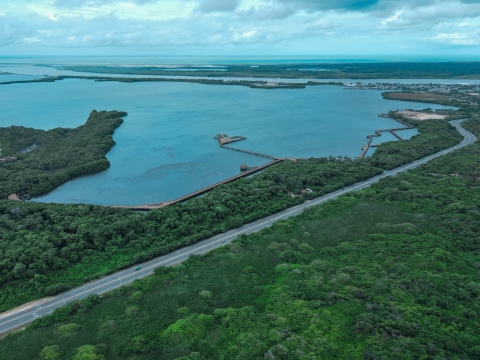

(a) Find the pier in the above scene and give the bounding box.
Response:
[359,115,415,158]
[114,159,284,211]
[240,164,259,171]
[215,133,280,160]
[214,134,247,145]
[220,144,279,160]
[114,133,285,211]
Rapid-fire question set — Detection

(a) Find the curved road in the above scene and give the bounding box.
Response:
[0,119,476,335]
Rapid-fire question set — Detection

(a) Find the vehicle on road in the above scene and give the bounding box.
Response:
[135,266,142,271]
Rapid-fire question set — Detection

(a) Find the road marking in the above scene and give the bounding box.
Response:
[0,120,475,334]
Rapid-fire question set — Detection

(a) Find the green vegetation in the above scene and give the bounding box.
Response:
[0,98,467,311]
[0,157,382,311]
[371,116,462,169]
[0,110,126,199]
[58,62,480,79]
[382,91,480,118]
[0,76,314,89]
[1,118,479,359]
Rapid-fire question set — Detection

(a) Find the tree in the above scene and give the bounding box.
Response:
[39,345,61,360]
[72,345,105,360]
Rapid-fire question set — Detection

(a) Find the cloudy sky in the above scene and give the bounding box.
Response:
[1,0,480,56]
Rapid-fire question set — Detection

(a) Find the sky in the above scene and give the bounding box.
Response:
[1,0,480,57]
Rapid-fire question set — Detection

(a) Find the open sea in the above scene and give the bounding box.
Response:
[0,62,454,206]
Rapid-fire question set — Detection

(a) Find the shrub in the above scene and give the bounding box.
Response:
[176,307,191,316]
[129,291,143,302]
[57,323,80,337]
[39,345,61,360]
[72,344,105,360]
[279,250,307,264]
[80,294,101,309]
[199,290,212,299]
[125,307,139,317]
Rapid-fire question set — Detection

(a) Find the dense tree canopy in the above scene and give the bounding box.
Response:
[0,99,470,311]
[0,110,126,198]
[1,118,478,360]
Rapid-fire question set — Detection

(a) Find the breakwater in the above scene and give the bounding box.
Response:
[359,114,415,158]
[114,159,284,210]
[114,134,284,210]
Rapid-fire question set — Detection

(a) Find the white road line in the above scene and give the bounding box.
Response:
[0,120,476,334]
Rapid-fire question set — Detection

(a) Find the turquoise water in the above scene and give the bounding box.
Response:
[0,79,450,206]
[370,131,402,145]
[2,55,480,65]
[396,128,419,139]
[364,128,419,156]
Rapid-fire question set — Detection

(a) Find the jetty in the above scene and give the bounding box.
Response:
[113,133,285,211]
[214,134,247,145]
[215,133,280,160]
[220,144,279,160]
[240,164,259,171]
[114,159,284,211]
[359,115,415,158]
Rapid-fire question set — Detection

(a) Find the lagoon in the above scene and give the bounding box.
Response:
[0,78,450,206]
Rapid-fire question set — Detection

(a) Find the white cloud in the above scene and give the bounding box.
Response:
[242,30,257,37]
[432,32,479,45]
[381,9,402,26]
[1,0,480,53]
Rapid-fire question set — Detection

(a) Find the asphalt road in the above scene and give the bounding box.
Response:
[0,119,476,335]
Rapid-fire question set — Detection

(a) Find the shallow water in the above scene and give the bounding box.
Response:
[370,131,402,145]
[0,78,450,205]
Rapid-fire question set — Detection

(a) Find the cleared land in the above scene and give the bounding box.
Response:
[396,110,447,120]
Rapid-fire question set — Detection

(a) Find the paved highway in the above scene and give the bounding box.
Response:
[0,119,476,335]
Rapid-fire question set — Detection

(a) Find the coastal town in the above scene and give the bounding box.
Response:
[344,81,480,95]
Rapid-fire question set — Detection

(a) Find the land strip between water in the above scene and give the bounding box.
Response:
[55,62,480,79]
[0,75,343,90]
[0,119,475,336]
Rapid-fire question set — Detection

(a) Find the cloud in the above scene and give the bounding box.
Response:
[53,0,157,9]
[277,0,380,12]
[381,9,402,25]
[3,0,480,54]
[432,32,479,45]
[236,4,297,20]
[196,0,239,13]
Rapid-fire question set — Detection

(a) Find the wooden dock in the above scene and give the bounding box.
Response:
[113,133,285,211]
[220,144,279,160]
[114,159,285,211]
[358,115,415,158]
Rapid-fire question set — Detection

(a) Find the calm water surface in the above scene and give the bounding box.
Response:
[0,79,450,205]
